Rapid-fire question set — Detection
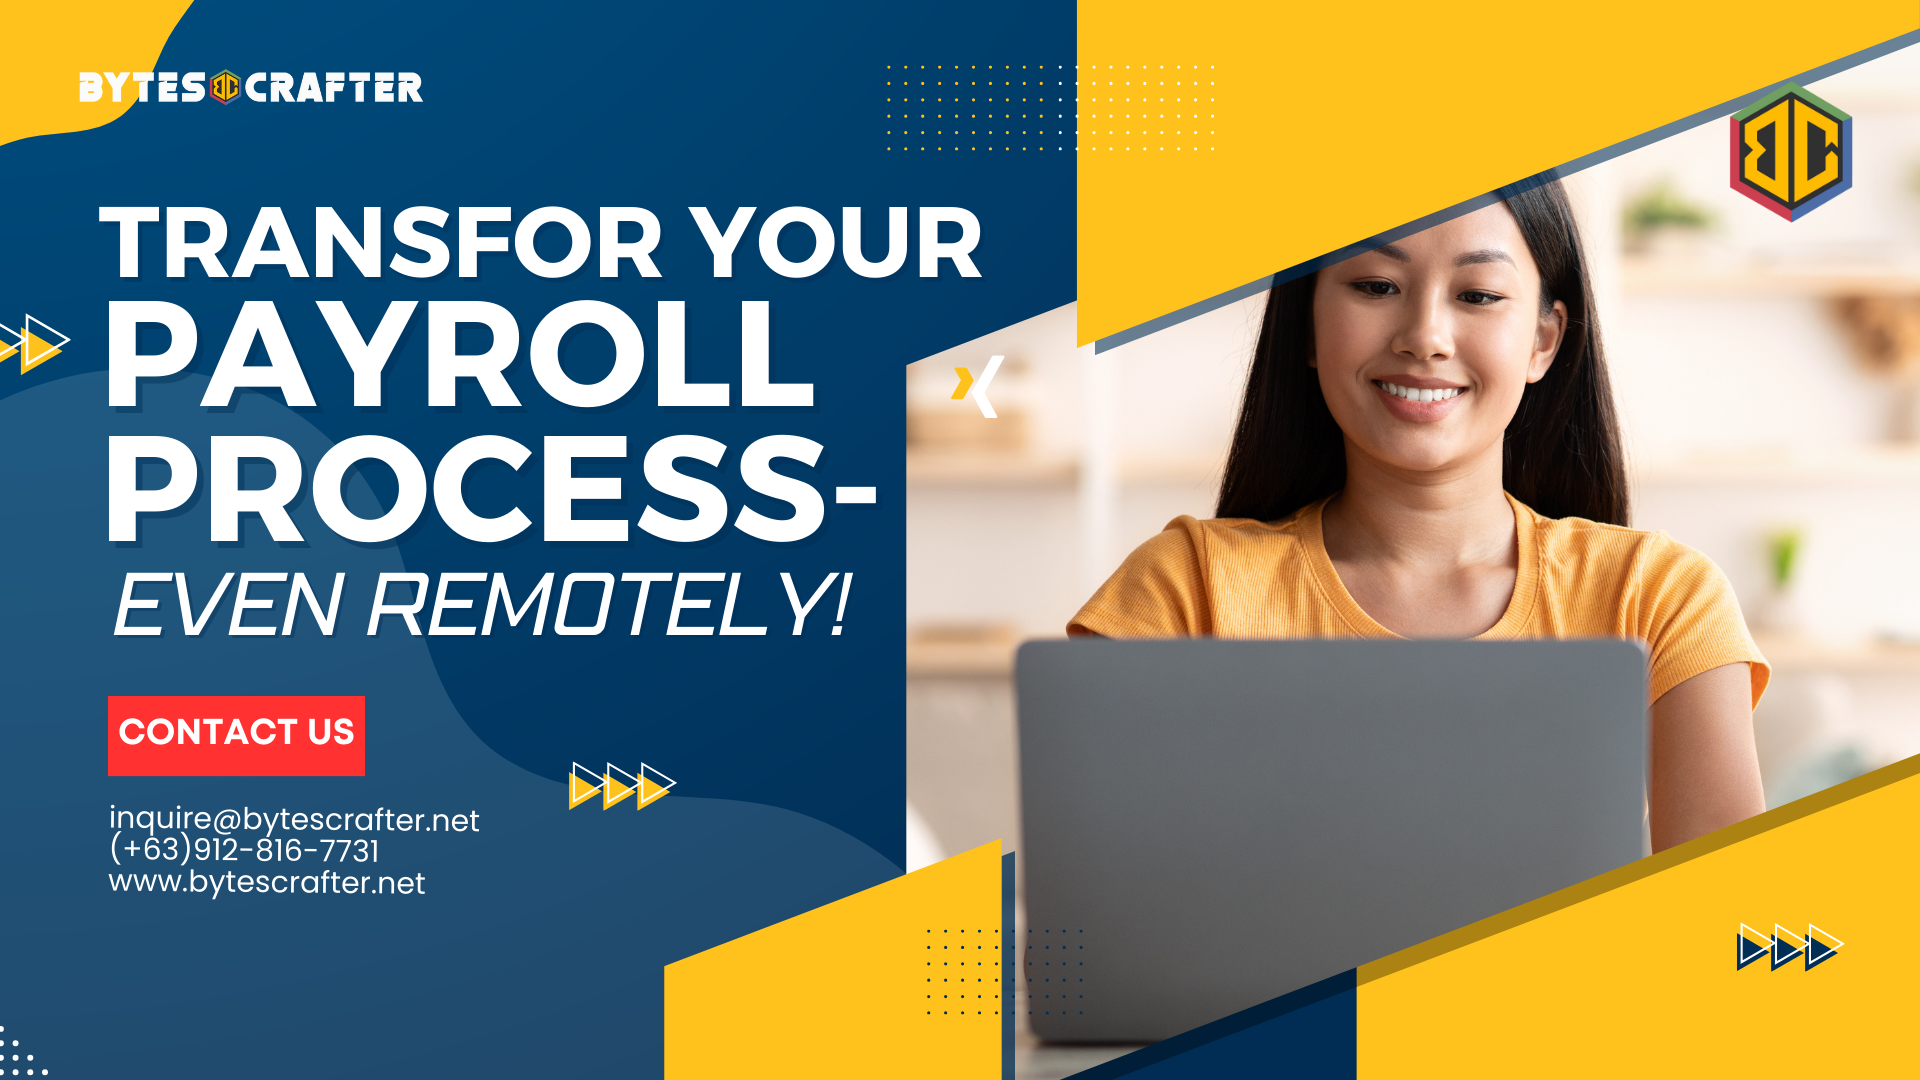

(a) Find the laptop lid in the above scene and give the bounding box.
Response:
[1015,638,1647,1042]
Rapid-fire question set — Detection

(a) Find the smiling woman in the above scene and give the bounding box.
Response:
[1069,178,1768,852]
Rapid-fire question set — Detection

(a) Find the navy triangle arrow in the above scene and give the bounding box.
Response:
[1771,930,1805,970]
[1737,933,1769,970]
[1805,937,1836,969]
[1805,924,1844,970]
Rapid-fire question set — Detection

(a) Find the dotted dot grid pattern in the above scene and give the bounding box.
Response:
[922,928,1008,1017]
[0,1025,49,1076]
[884,63,1217,153]
[1018,929,1088,1018]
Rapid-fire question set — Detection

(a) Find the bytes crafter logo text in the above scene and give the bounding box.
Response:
[78,70,422,105]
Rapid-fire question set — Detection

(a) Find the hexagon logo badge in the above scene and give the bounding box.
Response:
[1729,83,1850,221]
[209,70,241,105]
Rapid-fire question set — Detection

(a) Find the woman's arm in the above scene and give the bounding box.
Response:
[1648,662,1765,852]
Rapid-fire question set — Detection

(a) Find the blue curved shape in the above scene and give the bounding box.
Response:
[0,372,897,1075]
[0,0,1077,865]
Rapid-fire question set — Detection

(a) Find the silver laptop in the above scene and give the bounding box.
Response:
[1015,638,1647,1043]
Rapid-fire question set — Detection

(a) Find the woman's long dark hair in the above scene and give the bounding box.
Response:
[1214,177,1629,525]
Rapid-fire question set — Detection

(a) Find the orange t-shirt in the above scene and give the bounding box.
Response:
[1069,493,1769,707]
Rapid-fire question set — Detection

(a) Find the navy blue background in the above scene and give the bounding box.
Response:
[1072,972,1357,1079]
[0,0,1072,1075]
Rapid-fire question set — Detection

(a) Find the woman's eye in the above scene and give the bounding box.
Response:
[1458,290,1505,306]
[1350,280,1397,297]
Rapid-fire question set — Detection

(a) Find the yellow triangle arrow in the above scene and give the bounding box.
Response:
[568,770,603,809]
[21,332,61,372]
[638,776,671,807]
[604,772,636,808]
[19,316,68,373]
[950,366,974,400]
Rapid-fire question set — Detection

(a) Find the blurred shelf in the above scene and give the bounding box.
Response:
[904,629,1920,676]
[906,450,1220,487]
[906,625,1036,677]
[907,451,1076,486]
[1631,446,1920,485]
[906,639,1018,677]
[1126,455,1224,484]
[1622,261,1920,297]
[1753,632,1920,675]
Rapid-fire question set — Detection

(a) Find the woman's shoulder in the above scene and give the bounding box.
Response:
[1148,508,1323,581]
[1117,505,1318,558]
[1067,507,1317,636]
[1182,506,1319,543]
[1521,500,1715,582]
[1518,499,1764,703]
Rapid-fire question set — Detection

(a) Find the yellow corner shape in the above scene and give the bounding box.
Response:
[3,3,197,150]
[1358,757,1920,1076]
[1076,1,1918,345]
[666,840,1003,1078]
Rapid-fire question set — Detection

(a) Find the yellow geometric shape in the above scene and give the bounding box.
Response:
[21,325,61,376]
[1741,98,1795,201]
[567,769,603,809]
[950,366,974,400]
[604,773,635,809]
[667,840,1002,1078]
[636,762,677,807]
[1076,1,1918,344]
[1793,96,1844,199]
[1,3,196,150]
[604,762,642,809]
[22,316,67,369]
[21,336,60,372]
[1357,756,1920,1076]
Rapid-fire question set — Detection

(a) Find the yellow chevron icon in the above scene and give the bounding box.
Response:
[637,764,675,807]
[604,763,638,808]
[569,760,676,809]
[0,315,69,373]
[950,355,1003,418]
[568,762,604,808]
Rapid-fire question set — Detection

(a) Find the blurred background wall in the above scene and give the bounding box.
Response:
[904,49,1920,887]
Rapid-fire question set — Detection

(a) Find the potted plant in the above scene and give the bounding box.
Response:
[1757,526,1805,635]
[1623,179,1714,261]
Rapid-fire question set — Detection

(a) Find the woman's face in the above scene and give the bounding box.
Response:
[1310,204,1567,478]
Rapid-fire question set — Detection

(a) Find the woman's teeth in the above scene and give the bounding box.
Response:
[1378,381,1462,403]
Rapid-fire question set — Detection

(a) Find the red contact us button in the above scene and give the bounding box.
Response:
[108,696,365,776]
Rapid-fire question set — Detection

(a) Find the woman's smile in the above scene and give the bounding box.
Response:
[1372,377,1468,420]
